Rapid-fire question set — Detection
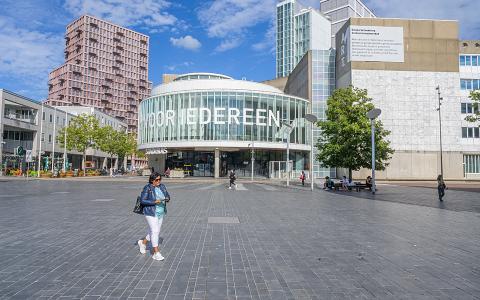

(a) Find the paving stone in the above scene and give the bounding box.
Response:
[0,180,479,300]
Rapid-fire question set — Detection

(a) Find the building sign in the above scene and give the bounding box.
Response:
[349,26,404,62]
[143,108,281,128]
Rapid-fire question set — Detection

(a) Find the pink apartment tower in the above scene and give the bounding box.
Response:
[46,15,152,132]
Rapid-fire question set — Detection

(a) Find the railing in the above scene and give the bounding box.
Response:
[4,113,36,124]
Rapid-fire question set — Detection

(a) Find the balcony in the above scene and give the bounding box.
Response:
[139,65,147,71]
[140,52,147,58]
[88,51,97,58]
[140,39,147,45]
[113,37,121,43]
[113,51,121,57]
[115,45,124,51]
[75,59,81,65]
[116,31,124,37]
[89,37,97,43]
[89,22,98,28]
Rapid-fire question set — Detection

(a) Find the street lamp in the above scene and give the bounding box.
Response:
[281,121,294,187]
[248,141,254,182]
[305,114,318,191]
[366,108,381,194]
[435,86,444,178]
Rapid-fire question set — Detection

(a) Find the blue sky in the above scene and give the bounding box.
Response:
[0,0,479,102]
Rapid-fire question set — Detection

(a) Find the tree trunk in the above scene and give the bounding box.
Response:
[83,152,86,177]
[348,168,352,181]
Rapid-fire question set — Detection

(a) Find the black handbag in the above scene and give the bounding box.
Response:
[133,196,143,215]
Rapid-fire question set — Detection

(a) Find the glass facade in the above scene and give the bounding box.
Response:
[139,91,308,146]
[276,1,295,78]
[294,11,310,66]
[311,49,336,178]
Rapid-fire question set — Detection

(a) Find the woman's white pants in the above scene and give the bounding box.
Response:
[145,215,163,248]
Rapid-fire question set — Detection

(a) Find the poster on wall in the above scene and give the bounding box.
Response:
[349,26,404,62]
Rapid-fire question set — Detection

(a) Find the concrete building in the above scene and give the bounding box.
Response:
[0,89,129,175]
[276,0,331,78]
[319,0,376,45]
[138,73,310,178]
[335,18,480,180]
[45,15,152,132]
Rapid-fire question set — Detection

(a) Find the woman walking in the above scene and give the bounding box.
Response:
[137,172,170,261]
[437,174,446,201]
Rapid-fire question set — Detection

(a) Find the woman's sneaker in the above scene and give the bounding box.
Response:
[137,240,146,254]
[152,252,164,261]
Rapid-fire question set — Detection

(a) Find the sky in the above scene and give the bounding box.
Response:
[0,0,479,102]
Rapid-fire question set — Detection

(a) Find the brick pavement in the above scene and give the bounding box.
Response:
[0,179,479,299]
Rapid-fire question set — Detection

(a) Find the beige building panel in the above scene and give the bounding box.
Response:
[352,151,465,180]
[459,40,480,54]
[338,18,460,75]
[434,21,458,39]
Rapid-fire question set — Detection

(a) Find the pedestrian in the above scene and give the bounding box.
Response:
[323,176,332,190]
[229,169,236,189]
[137,172,170,261]
[341,176,348,191]
[300,171,306,186]
[437,174,446,201]
[366,176,372,190]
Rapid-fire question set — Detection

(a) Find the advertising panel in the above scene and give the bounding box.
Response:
[349,26,404,62]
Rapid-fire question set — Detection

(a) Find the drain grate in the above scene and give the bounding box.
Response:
[208,217,240,224]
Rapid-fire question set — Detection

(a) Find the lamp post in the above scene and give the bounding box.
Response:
[51,107,57,173]
[282,121,294,187]
[63,110,68,172]
[366,108,381,194]
[305,114,318,191]
[37,102,44,177]
[435,86,444,178]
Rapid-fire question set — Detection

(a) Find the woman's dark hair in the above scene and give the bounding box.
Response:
[149,172,162,184]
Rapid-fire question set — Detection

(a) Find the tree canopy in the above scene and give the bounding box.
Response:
[316,86,394,178]
[465,90,480,123]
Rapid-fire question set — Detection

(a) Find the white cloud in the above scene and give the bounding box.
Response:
[64,0,177,30]
[170,35,202,51]
[0,17,63,99]
[198,0,276,51]
[165,61,194,72]
[364,0,480,39]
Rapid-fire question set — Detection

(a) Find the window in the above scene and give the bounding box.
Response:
[466,55,471,66]
[41,133,45,142]
[464,154,480,174]
[461,103,467,114]
[473,56,479,66]
[461,79,467,90]
[468,127,474,138]
[49,114,53,122]
[48,134,52,143]
[462,127,468,138]
[460,55,466,66]
[42,112,45,120]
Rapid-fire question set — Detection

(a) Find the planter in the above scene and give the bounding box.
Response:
[65,173,74,177]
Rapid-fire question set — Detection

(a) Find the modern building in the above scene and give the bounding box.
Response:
[285,49,336,178]
[138,73,310,178]
[335,17,480,179]
[276,0,331,78]
[0,89,129,175]
[319,0,376,45]
[45,15,152,132]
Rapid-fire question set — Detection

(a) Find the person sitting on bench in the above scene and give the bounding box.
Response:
[323,176,333,190]
[366,176,372,190]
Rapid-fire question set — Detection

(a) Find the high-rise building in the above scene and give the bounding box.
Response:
[319,0,376,45]
[46,15,152,132]
[276,0,331,78]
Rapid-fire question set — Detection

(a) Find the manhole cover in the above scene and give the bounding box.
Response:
[208,217,240,224]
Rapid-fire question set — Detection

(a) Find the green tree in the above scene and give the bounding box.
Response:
[465,90,480,123]
[316,86,394,179]
[96,125,118,170]
[58,114,100,175]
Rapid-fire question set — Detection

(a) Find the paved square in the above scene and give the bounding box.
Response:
[0,178,479,299]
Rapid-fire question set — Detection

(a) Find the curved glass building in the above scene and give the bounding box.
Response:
[138,73,310,177]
